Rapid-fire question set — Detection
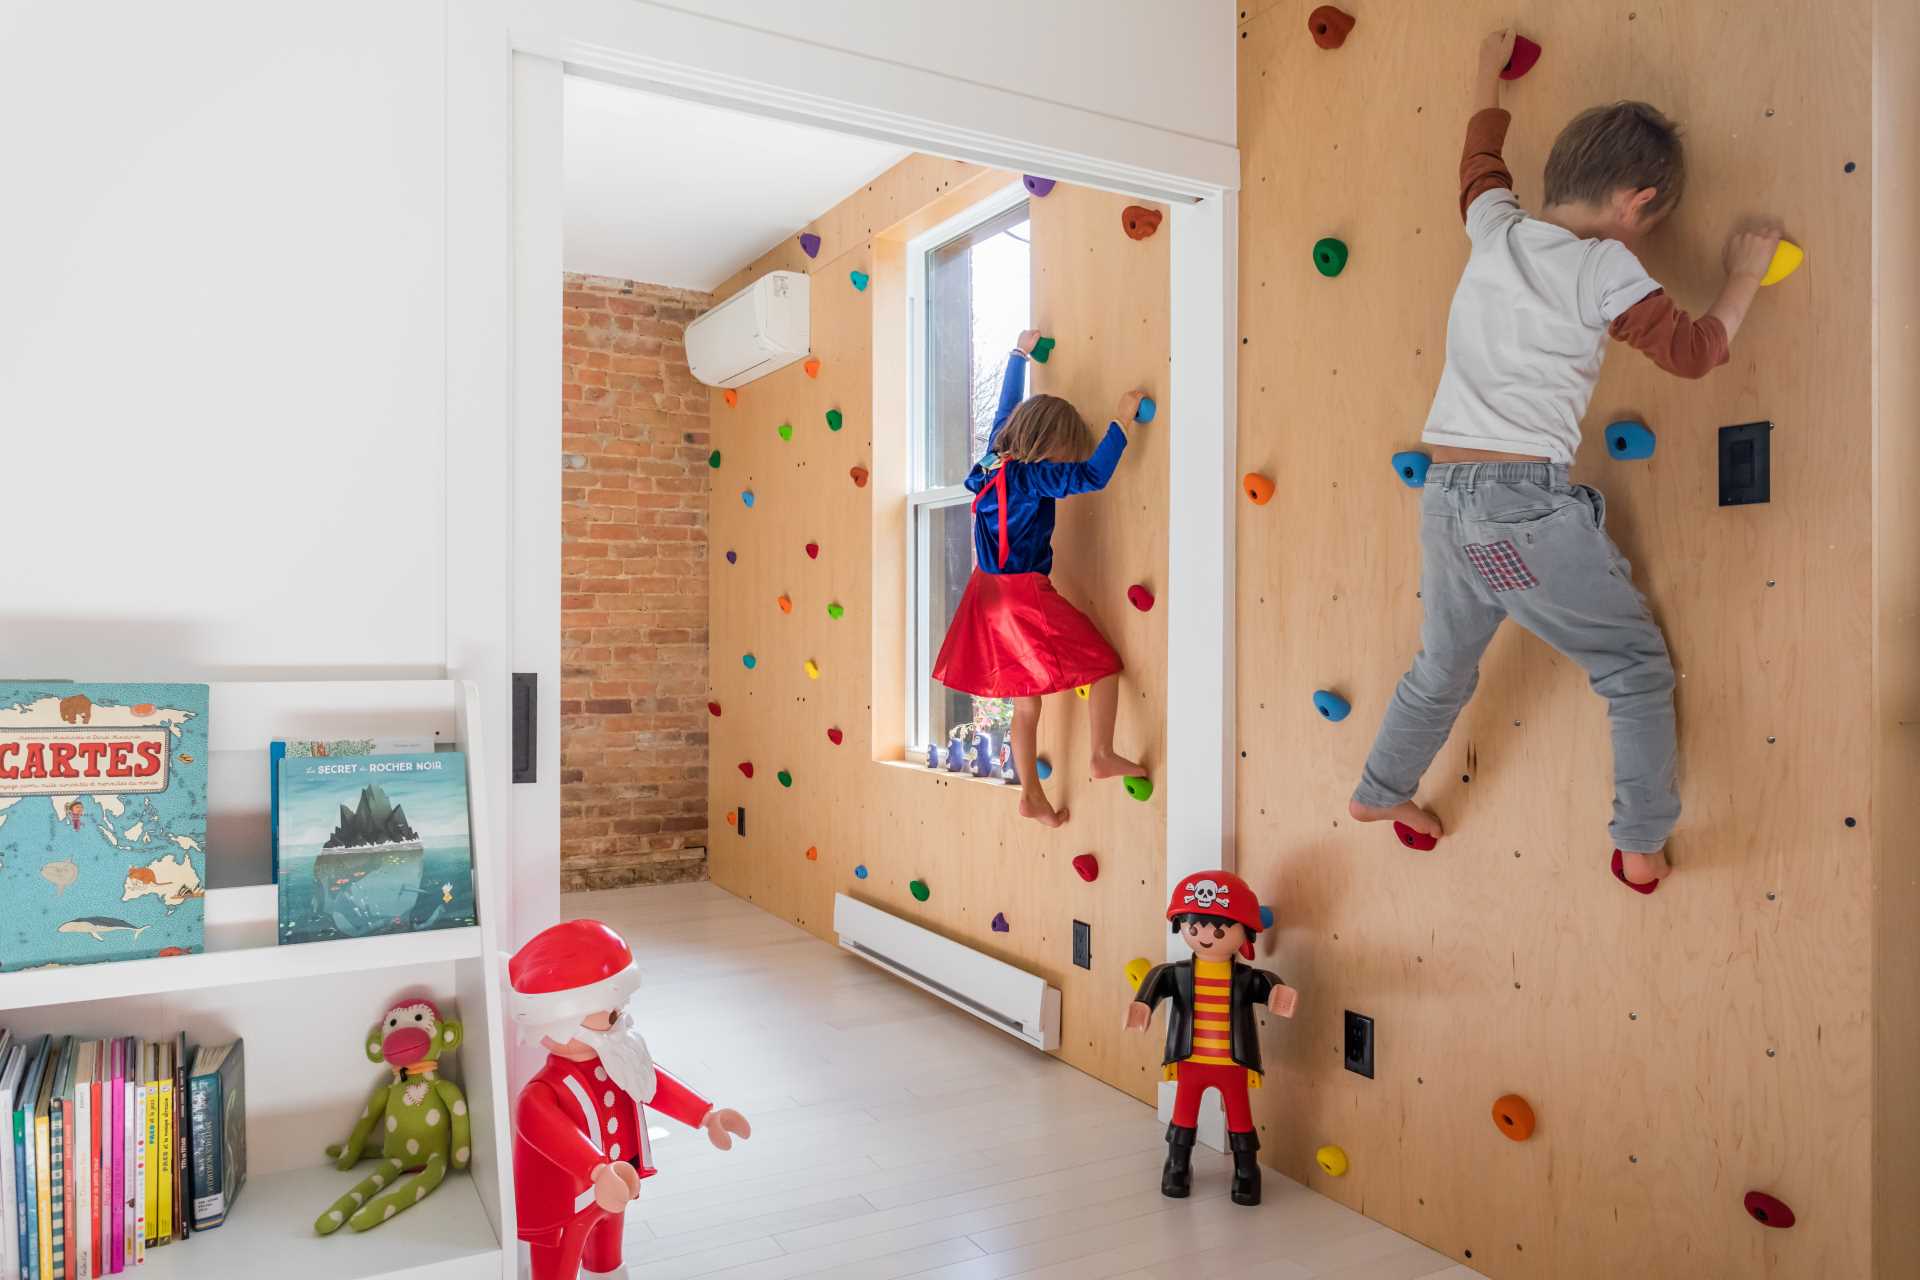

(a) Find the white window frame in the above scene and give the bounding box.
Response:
[902,180,1031,755]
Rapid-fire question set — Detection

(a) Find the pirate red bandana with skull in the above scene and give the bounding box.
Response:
[1166,870,1263,958]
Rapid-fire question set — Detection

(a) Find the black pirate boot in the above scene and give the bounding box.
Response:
[1228,1130,1262,1206]
[1160,1123,1198,1198]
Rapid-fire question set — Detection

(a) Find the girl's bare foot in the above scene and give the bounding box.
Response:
[1618,850,1670,886]
[1090,750,1143,780]
[1020,792,1069,827]
[1347,797,1442,839]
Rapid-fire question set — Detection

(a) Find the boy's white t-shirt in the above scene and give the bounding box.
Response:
[1421,188,1663,463]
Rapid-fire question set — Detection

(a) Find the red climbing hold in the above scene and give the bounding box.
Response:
[1072,853,1100,882]
[1501,34,1542,80]
[1307,5,1355,49]
[1127,584,1155,612]
[850,466,869,487]
[738,762,754,778]
[805,541,820,560]
[1394,821,1438,852]
[827,727,844,746]
[1743,1191,1795,1229]
[1121,206,1163,241]
[707,701,722,717]
[1611,849,1659,895]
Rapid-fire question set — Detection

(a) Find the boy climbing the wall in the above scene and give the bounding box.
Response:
[1347,29,1783,892]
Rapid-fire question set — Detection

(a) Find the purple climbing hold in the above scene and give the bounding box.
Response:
[1023,176,1056,198]
[799,233,821,259]
[991,912,1010,933]
[725,550,737,564]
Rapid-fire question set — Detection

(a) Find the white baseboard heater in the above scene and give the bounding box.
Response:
[833,893,1061,1052]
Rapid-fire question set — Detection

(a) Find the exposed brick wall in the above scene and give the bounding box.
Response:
[561,273,713,891]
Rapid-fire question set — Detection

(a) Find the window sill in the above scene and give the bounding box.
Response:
[876,756,1023,795]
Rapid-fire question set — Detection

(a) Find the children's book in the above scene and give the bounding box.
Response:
[170,1032,188,1244]
[130,1047,145,1266]
[0,682,210,971]
[276,753,477,943]
[153,1042,171,1247]
[118,1038,133,1271]
[16,1036,50,1280]
[45,1040,69,1280]
[72,1044,89,1280]
[0,1036,21,1280]
[268,737,449,880]
[106,1040,122,1276]
[186,1040,245,1231]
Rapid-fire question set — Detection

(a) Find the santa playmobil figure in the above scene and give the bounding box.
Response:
[508,919,750,1280]
[1123,870,1297,1206]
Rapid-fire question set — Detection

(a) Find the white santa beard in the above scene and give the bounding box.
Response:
[578,1013,658,1105]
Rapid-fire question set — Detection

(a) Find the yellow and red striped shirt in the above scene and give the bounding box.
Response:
[1185,960,1236,1066]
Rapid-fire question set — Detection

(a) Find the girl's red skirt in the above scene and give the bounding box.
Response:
[932,570,1123,698]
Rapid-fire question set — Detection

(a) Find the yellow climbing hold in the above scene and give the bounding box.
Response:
[1124,957,1152,990]
[804,658,821,679]
[1761,239,1804,286]
[1074,685,1091,700]
[1315,1145,1349,1177]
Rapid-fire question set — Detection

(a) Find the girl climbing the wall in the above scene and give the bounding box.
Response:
[932,329,1148,827]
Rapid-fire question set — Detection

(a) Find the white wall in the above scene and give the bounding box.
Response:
[0,0,448,679]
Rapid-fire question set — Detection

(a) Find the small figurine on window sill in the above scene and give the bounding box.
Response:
[508,919,751,1280]
[1123,870,1297,1206]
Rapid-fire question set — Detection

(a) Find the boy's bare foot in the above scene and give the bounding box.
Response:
[1090,750,1143,780]
[1347,797,1443,839]
[1617,850,1670,886]
[1020,793,1069,827]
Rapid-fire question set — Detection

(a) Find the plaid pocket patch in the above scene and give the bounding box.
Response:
[1462,540,1539,592]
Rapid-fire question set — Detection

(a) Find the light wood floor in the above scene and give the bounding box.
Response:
[561,881,1487,1280]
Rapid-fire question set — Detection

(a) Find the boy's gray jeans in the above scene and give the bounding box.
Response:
[1352,462,1679,853]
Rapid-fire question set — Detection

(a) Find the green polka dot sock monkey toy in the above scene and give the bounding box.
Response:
[315,997,472,1235]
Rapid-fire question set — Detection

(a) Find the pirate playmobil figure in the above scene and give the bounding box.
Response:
[1123,870,1298,1206]
[507,919,752,1280]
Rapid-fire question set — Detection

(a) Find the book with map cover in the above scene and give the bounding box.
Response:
[0,684,210,972]
[276,753,477,944]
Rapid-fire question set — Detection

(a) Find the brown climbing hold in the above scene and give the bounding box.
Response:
[804,358,822,379]
[1308,5,1354,49]
[1122,206,1163,241]
[850,466,870,487]
[1492,1094,1536,1141]
[1244,473,1276,505]
[1072,853,1100,882]
[722,388,738,407]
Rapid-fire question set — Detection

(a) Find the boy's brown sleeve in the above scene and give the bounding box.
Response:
[1460,108,1514,220]
[1608,291,1730,379]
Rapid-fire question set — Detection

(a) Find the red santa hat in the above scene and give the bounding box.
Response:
[506,919,641,1041]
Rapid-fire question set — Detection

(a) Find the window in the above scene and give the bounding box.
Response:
[904,185,1031,757]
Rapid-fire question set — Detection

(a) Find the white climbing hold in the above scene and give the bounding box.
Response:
[426,1108,441,1126]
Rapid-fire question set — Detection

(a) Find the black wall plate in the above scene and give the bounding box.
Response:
[1072,920,1092,969]
[1719,420,1772,506]
[1344,1010,1375,1078]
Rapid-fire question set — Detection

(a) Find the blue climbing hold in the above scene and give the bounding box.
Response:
[1392,451,1431,488]
[854,864,869,879]
[850,270,870,291]
[1606,420,1656,460]
[1259,905,1274,930]
[1313,690,1351,722]
[742,489,755,508]
[1134,396,1157,424]
[742,653,756,670]
[1036,757,1053,780]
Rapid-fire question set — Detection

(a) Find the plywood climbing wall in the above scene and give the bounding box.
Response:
[1234,3,1907,1277]
[703,155,1174,1100]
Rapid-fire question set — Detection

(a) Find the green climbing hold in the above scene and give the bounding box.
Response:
[826,602,845,620]
[777,423,793,441]
[825,409,843,431]
[909,879,930,902]
[1124,776,1154,802]
[707,450,721,469]
[1312,237,1349,278]
[850,270,870,291]
[1030,336,1056,364]
[777,769,793,788]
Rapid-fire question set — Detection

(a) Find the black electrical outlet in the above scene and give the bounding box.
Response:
[1072,920,1092,970]
[735,806,746,837]
[1719,420,1772,506]
[1344,1010,1375,1078]
[512,672,537,783]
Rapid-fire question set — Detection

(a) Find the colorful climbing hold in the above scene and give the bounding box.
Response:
[1606,421,1656,460]
[1500,34,1542,80]
[725,809,736,826]
[1313,237,1349,277]
[708,450,722,469]
[804,658,820,679]
[1074,684,1091,700]
[777,423,793,441]
[990,912,1010,933]
[726,549,737,564]
[777,769,793,788]
[742,489,755,508]
[1133,396,1157,424]
[707,701,722,717]
[799,233,821,258]
[826,601,845,620]
[850,466,869,487]
[1036,757,1052,780]
[1022,175,1056,198]
[805,541,820,559]
[737,762,753,778]
[1392,450,1432,488]
[854,864,869,879]
[805,845,818,861]
[1030,335,1056,364]
[1243,473,1276,505]
[722,388,738,407]
[849,270,870,291]
[909,879,930,902]
[1258,905,1275,930]
[827,727,844,745]
[1761,240,1804,286]
[742,653,757,670]
[1124,957,1152,990]
[1307,5,1354,49]
[1315,1145,1350,1177]
[1394,821,1438,852]
[1313,690,1352,722]
[1124,776,1154,802]
[777,594,792,613]
[1121,205,1163,240]
[1744,1191,1795,1229]
[825,408,843,431]
[1492,1094,1536,1141]
[1127,585,1155,612]
[1072,853,1100,882]
[803,357,822,379]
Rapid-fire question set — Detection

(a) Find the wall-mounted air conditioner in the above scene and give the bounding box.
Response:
[685,269,810,389]
[832,893,1061,1052]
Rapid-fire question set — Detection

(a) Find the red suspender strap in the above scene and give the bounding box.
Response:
[972,466,1009,568]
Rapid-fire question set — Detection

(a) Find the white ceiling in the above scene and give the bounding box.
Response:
[563,76,912,293]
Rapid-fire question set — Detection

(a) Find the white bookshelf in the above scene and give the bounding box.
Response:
[0,680,516,1280]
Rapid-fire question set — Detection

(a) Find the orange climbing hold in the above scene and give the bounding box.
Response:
[805,845,819,861]
[850,466,870,487]
[1307,5,1355,49]
[804,357,822,379]
[1492,1094,1535,1141]
[777,594,792,613]
[722,388,738,407]
[725,809,737,826]
[1244,473,1276,505]
[1121,206,1163,241]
